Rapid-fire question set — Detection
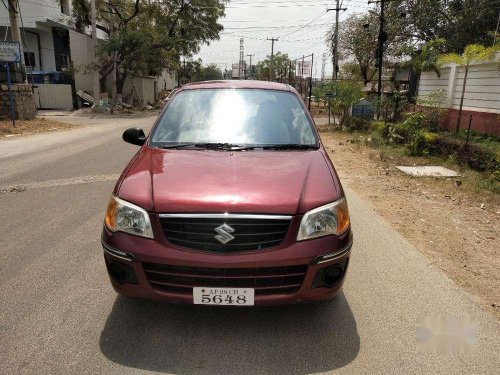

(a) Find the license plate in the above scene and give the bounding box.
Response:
[193,287,255,306]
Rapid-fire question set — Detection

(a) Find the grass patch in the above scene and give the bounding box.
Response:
[0,118,74,138]
[319,125,500,195]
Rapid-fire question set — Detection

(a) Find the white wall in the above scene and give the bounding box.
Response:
[417,52,500,114]
[452,63,500,112]
[69,30,93,93]
[38,25,56,71]
[417,67,450,96]
[157,69,177,92]
[0,25,55,71]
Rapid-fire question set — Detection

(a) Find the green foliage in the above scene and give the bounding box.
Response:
[255,52,292,82]
[71,0,228,94]
[439,44,499,67]
[197,64,223,81]
[345,117,370,132]
[386,0,500,54]
[331,81,364,128]
[416,89,448,130]
[334,13,380,85]
[404,38,446,76]
[395,113,426,155]
[428,135,499,172]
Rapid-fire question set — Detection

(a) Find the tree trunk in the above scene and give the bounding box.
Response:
[455,66,468,134]
[116,72,126,96]
[99,76,107,94]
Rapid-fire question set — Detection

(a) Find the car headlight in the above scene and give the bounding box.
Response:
[297,198,350,241]
[104,195,153,239]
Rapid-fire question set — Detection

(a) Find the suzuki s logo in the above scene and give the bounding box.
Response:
[214,223,235,244]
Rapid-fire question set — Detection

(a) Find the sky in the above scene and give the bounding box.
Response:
[193,0,370,79]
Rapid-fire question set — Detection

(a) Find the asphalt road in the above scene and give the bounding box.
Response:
[1,114,499,374]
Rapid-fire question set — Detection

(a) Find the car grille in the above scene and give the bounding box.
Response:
[143,263,308,296]
[159,216,291,253]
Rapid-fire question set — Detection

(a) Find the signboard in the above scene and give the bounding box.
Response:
[0,41,21,63]
[325,92,333,98]
[296,60,311,78]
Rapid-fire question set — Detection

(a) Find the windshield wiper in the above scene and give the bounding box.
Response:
[194,143,255,151]
[161,143,199,149]
[262,144,319,150]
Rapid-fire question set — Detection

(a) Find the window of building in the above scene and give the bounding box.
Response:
[24,52,36,68]
[58,54,70,70]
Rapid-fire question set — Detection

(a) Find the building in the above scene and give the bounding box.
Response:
[0,1,176,109]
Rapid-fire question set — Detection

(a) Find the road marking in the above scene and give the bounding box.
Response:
[0,174,120,194]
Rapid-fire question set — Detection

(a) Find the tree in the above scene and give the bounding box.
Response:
[256,52,293,82]
[335,13,381,86]
[407,38,446,76]
[197,64,224,81]
[439,44,499,133]
[315,81,364,128]
[71,0,228,98]
[386,1,500,53]
[179,59,202,83]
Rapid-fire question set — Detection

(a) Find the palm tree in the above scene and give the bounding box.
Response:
[439,44,499,133]
[411,38,446,77]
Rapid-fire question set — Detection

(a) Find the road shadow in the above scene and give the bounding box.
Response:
[100,293,359,374]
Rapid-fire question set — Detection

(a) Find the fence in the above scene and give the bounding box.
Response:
[417,52,500,135]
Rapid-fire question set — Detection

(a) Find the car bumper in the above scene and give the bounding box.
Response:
[101,227,352,306]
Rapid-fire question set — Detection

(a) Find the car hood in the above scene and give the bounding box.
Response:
[117,147,340,215]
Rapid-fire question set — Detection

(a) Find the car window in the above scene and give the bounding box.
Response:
[151,89,317,146]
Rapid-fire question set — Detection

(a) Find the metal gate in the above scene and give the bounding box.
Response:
[33,84,73,109]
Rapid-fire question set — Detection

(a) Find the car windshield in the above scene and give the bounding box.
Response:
[150,89,317,147]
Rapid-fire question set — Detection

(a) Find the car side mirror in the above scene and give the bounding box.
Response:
[123,128,146,146]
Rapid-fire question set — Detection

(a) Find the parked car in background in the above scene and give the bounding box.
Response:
[102,80,352,306]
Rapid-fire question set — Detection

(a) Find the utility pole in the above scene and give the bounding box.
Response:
[7,0,26,80]
[300,55,305,95]
[308,53,314,111]
[327,0,347,81]
[247,54,254,80]
[266,37,278,81]
[369,0,389,116]
[90,0,100,108]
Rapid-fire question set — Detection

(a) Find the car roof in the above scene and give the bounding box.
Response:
[180,80,292,92]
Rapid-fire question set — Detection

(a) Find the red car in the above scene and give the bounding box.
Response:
[102,80,352,306]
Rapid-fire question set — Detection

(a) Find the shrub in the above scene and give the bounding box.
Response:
[367,121,390,142]
[416,89,448,130]
[428,135,462,156]
[345,116,370,132]
[428,135,499,172]
[457,144,498,172]
[384,112,429,155]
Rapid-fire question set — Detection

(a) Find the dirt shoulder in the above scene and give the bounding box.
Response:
[0,117,75,139]
[319,128,500,319]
